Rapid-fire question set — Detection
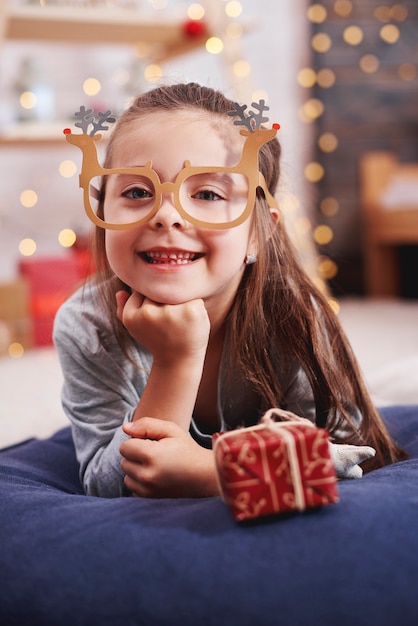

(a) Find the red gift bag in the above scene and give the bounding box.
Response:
[213,409,339,522]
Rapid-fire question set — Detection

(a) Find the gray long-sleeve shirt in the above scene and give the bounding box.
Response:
[53,281,327,497]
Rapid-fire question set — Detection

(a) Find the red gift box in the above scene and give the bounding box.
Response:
[213,409,339,522]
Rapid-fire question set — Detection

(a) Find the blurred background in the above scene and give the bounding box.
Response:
[0,0,417,356]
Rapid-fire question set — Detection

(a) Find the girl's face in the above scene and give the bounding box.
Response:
[104,110,262,320]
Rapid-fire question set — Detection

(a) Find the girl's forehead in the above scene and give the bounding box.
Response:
[111,109,244,166]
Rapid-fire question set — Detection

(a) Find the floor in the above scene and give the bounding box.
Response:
[0,297,417,449]
[338,298,418,407]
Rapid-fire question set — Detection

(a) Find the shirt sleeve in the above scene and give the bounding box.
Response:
[53,285,152,497]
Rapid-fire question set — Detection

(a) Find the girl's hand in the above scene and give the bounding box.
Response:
[116,291,210,431]
[120,418,219,498]
[116,290,210,366]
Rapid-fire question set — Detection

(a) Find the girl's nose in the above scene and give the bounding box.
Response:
[148,192,187,230]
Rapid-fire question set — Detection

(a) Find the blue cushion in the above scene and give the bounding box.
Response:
[1,406,418,625]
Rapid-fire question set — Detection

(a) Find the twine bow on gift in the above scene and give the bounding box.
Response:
[260,408,376,480]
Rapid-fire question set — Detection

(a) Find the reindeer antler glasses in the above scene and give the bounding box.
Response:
[64,101,280,230]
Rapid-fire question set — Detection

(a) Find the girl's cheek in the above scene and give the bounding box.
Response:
[105,231,129,255]
[105,233,131,275]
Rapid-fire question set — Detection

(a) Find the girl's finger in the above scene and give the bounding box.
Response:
[115,290,130,320]
[123,417,181,440]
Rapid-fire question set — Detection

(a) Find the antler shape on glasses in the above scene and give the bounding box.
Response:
[228,99,271,132]
[74,106,116,136]
[63,107,116,199]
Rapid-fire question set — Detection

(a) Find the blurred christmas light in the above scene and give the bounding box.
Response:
[187,3,205,20]
[320,197,339,216]
[19,238,37,257]
[305,161,325,183]
[59,160,77,178]
[343,25,364,46]
[297,67,317,88]
[314,224,334,245]
[318,256,338,279]
[307,4,327,24]
[334,0,353,18]
[374,6,391,23]
[317,68,336,88]
[144,64,163,82]
[328,298,340,315]
[20,91,37,109]
[83,78,101,96]
[391,4,408,22]
[233,59,251,78]
[398,63,417,81]
[205,37,224,54]
[58,229,77,248]
[20,189,38,208]
[300,98,325,122]
[318,132,338,153]
[311,33,332,53]
[8,343,24,359]
[380,24,400,44]
[225,1,242,18]
[359,54,380,74]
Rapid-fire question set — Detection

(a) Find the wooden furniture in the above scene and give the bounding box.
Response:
[0,279,32,353]
[360,151,418,297]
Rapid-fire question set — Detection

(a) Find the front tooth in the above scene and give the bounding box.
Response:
[146,251,194,261]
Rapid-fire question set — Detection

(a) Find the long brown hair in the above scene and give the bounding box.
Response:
[93,82,406,470]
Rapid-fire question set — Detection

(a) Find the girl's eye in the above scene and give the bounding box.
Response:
[193,189,225,202]
[123,186,153,200]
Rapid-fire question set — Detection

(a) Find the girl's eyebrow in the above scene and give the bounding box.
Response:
[187,172,249,194]
[186,172,238,185]
[110,169,150,180]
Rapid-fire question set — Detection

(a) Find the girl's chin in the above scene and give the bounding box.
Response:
[129,286,196,305]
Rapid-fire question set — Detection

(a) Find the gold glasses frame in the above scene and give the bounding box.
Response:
[64,102,280,231]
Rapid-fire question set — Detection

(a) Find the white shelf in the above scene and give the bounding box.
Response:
[0,3,210,144]
[0,119,116,145]
[0,120,71,145]
[3,5,208,61]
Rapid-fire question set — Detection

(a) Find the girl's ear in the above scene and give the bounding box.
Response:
[269,207,280,225]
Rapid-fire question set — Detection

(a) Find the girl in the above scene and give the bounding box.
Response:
[54,82,405,498]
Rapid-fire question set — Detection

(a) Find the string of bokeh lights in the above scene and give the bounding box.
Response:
[300,1,415,294]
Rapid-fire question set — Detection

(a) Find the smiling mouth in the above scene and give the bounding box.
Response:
[141,251,203,265]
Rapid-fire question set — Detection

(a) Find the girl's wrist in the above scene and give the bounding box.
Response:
[197,449,220,497]
[152,349,206,372]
